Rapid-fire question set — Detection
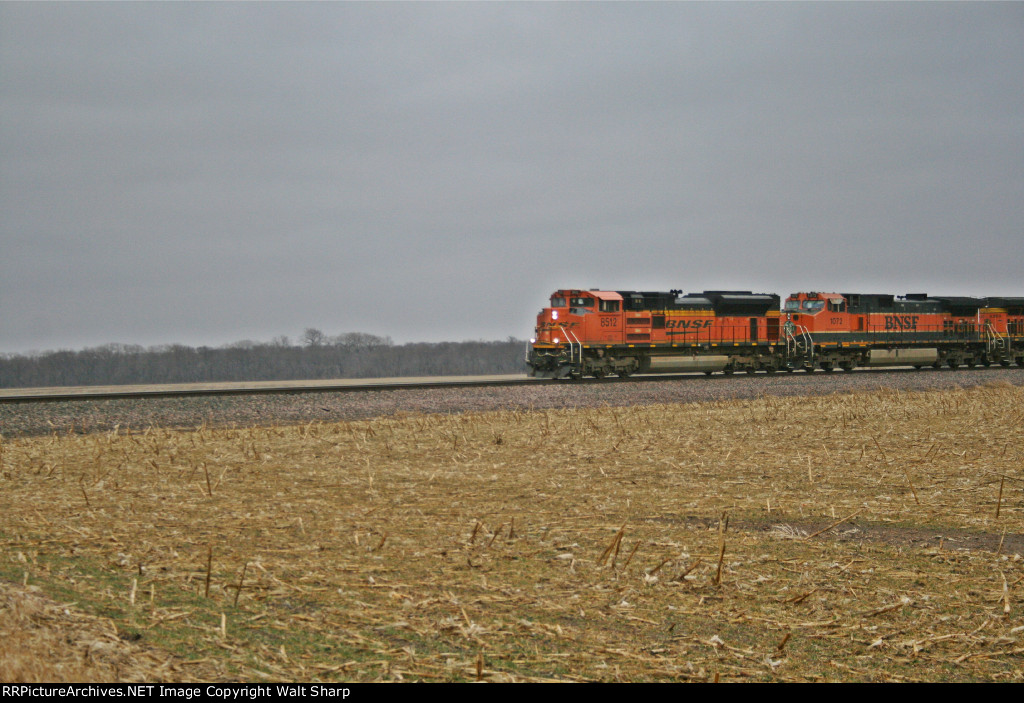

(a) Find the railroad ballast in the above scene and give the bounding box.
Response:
[527,289,1024,379]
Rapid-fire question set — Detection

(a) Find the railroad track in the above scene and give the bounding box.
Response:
[0,365,1016,404]
[0,374,541,403]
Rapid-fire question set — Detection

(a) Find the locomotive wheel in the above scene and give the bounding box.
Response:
[746,367,758,375]
[591,369,606,379]
[840,361,855,372]
[723,367,734,376]
[764,366,777,374]
[1000,359,1011,367]
[966,359,977,369]
[947,360,959,370]
[820,362,834,372]
[932,361,943,369]
[803,366,814,373]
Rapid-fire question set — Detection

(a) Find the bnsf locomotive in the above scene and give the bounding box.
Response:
[527,289,1024,379]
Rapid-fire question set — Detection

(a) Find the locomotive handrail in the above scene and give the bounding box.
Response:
[560,325,582,370]
[783,322,795,357]
[799,325,814,362]
[863,322,977,344]
[984,321,1007,354]
[665,324,762,345]
[783,323,813,364]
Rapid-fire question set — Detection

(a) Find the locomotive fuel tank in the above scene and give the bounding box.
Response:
[865,349,939,366]
[645,355,730,373]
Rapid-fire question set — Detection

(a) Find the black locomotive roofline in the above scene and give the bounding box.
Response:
[616,290,779,316]
[837,293,1024,316]
[608,289,1021,315]
[983,297,1024,313]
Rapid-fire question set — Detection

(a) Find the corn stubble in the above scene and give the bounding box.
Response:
[1,384,1022,682]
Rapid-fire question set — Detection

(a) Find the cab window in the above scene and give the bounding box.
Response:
[550,297,566,308]
[802,300,825,313]
[570,297,594,307]
[784,300,801,311]
[599,300,620,313]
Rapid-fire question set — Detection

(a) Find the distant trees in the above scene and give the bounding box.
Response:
[333,332,393,349]
[0,335,526,388]
[302,328,326,347]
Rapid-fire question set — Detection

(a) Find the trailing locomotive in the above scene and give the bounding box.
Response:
[526,288,1024,379]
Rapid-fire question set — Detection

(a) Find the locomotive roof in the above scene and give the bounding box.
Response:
[553,289,622,300]
[556,289,1022,313]
[986,297,1024,310]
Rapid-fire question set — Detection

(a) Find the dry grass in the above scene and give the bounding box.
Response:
[1,384,1022,682]
[0,579,225,682]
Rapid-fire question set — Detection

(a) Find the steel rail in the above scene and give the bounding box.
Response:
[0,374,541,404]
[0,365,1017,404]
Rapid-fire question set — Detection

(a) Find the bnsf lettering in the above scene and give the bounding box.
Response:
[884,315,920,331]
[664,319,713,330]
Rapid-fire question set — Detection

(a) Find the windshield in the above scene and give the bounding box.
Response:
[786,299,825,313]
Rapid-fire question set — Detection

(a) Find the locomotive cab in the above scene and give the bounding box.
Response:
[784,292,858,336]
[530,289,627,378]
[783,292,859,371]
[785,292,843,322]
[533,290,623,346]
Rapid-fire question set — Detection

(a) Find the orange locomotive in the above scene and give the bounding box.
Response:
[528,289,781,379]
[783,292,1024,372]
[527,289,1024,379]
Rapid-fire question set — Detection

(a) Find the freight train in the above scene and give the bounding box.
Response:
[526,288,1024,379]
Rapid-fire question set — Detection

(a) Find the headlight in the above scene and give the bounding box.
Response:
[552,310,559,320]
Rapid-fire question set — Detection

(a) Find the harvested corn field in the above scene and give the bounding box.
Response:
[1,384,1023,682]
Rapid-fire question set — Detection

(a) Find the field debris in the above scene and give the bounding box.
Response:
[1,384,1022,682]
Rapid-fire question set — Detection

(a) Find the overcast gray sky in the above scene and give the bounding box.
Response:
[2,2,1022,353]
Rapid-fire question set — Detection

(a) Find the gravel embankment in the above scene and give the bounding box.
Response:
[2,367,1022,438]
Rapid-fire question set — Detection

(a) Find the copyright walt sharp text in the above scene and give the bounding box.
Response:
[1,686,351,699]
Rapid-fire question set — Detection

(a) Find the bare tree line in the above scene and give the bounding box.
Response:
[0,333,527,388]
